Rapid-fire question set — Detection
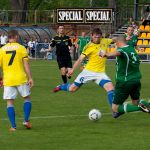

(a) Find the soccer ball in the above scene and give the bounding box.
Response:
[88,109,102,121]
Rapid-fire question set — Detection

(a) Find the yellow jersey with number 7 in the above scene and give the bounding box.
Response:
[0,43,28,86]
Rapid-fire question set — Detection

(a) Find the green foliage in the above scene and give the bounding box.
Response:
[0,0,10,9]
[30,0,109,10]
[0,0,149,10]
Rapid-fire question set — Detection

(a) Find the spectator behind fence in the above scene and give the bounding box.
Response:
[124,26,142,51]
[40,38,52,60]
[70,33,78,60]
[28,38,36,58]
[23,38,28,48]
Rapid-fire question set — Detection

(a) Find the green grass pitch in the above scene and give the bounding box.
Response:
[0,60,150,150]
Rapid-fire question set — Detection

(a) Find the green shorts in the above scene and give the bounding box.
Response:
[113,80,141,105]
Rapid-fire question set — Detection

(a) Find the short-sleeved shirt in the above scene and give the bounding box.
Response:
[50,35,72,58]
[115,45,141,82]
[124,34,138,47]
[113,45,141,104]
[0,43,28,86]
[82,38,112,72]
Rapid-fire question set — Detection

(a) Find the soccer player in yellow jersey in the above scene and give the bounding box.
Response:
[53,28,114,106]
[0,30,34,131]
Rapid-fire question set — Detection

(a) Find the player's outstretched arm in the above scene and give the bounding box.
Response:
[73,55,85,70]
[67,55,85,76]
[99,50,121,57]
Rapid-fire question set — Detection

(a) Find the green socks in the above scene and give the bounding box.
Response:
[117,99,149,113]
[118,103,140,113]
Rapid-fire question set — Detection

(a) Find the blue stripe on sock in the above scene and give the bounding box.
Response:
[60,83,70,91]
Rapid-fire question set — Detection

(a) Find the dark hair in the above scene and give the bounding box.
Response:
[92,28,102,35]
[8,30,18,39]
[57,24,64,28]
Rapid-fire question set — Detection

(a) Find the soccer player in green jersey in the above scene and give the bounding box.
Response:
[124,26,141,51]
[78,32,90,54]
[99,36,150,118]
[77,32,90,69]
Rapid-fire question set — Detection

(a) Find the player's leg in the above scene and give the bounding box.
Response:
[112,81,150,118]
[4,86,17,131]
[18,84,32,129]
[23,96,32,129]
[67,68,72,79]
[95,73,114,106]
[112,98,141,118]
[112,101,150,118]
[102,81,114,106]
[57,58,67,83]
[53,82,70,92]
[115,99,150,115]
[7,99,16,131]
[66,57,73,79]
[131,81,150,112]
[53,70,86,92]
[60,67,67,83]
[53,82,81,93]
[112,82,139,116]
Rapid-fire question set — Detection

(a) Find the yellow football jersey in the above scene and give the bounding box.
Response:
[82,38,112,72]
[0,43,29,86]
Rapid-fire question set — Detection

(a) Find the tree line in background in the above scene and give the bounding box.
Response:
[0,0,148,23]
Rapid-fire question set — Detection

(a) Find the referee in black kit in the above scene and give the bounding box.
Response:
[48,25,74,83]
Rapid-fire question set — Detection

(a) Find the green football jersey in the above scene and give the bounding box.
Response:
[78,36,90,54]
[116,45,141,82]
[124,34,138,47]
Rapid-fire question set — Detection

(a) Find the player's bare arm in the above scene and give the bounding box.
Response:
[67,55,85,76]
[23,59,34,87]
[99,50,121,57]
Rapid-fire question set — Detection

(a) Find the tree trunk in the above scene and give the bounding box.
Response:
[9,0,28,23]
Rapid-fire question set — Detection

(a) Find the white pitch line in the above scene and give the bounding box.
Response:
[0,113,112,121]
[0,111,141,121]
[0,114,89,121]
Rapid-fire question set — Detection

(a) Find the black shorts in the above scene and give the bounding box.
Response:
[113,80,141,105]
[57,57,72,69]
